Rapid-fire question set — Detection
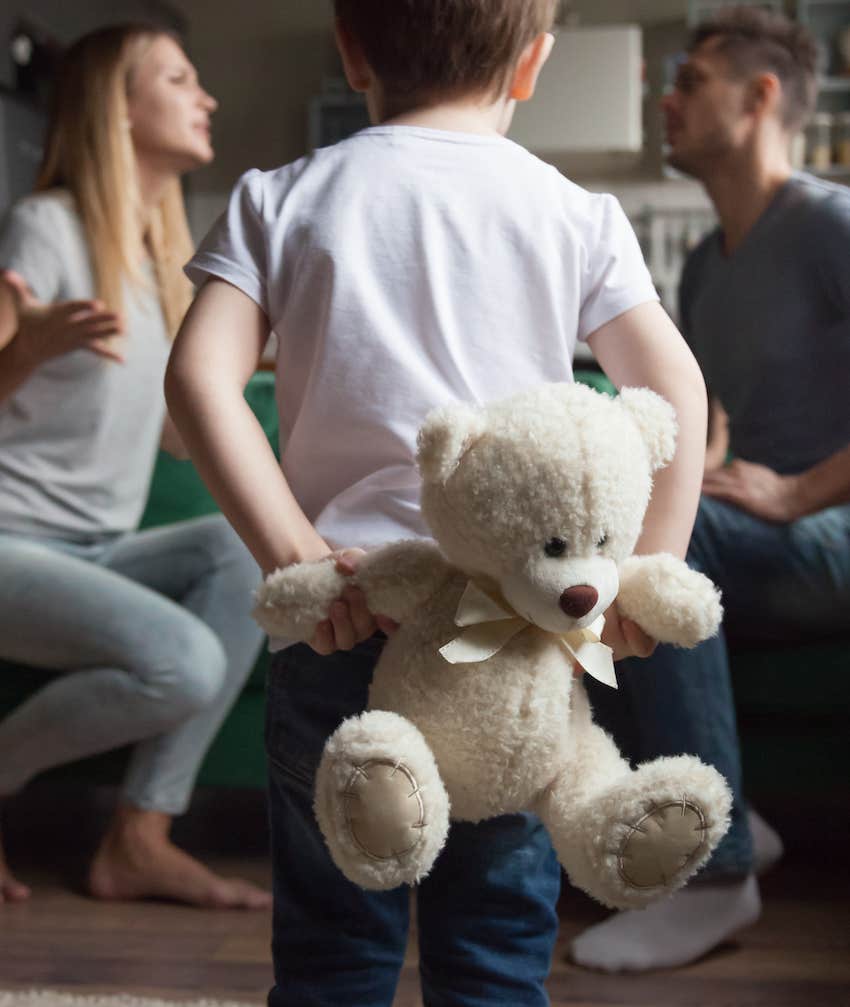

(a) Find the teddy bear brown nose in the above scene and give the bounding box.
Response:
[559,585,598,618]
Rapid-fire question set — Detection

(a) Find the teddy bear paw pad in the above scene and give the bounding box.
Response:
[617,797,708,889]
[342,759,427,862]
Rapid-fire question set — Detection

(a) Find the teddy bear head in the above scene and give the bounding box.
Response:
[417,382,677,634]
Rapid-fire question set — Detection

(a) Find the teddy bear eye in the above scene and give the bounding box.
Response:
[544,537,568,558]
[597,532,608,549]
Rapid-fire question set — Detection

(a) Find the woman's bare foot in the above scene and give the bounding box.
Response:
[88,805,271,910]
[0,831,32,904]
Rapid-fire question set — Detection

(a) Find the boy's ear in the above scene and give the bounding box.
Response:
[510,32,555,102]
[334,18,372,94]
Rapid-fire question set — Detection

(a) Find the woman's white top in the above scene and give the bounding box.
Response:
[0,190,170,538]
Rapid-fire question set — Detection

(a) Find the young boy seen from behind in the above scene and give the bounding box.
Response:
[166,1,710,1002]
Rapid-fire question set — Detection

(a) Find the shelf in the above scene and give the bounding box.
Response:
[819,77,850,93]
[806,165,850,179]
[687,0,783,27]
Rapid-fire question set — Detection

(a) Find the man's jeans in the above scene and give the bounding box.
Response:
[587,496,850,880]
[265,637,560,1007]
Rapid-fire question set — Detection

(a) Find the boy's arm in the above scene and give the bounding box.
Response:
[164,278,329,574]
[586,301,708,661]
[588,300,708,560]
[165,278,392,655]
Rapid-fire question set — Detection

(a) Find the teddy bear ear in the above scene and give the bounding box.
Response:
[417,402,486,484]
[617,387,678,471]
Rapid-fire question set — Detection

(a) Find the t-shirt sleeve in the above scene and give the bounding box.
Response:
[0,198,65,304]
[185,169,269,315]
[577,194,658,342]
[817,191,850,313]
[677,248,700,345]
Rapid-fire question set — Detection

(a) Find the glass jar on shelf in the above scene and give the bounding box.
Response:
[835,111,850,169]
[805,112,833,170]
[838,25,850,77]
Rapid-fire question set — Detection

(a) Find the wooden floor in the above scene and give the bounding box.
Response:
[1,784,848,1007]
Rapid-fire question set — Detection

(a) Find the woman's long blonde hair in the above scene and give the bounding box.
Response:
[36,24,194,338]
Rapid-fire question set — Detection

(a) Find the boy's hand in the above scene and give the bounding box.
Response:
[308,548,399,655]
[600,601,657,664]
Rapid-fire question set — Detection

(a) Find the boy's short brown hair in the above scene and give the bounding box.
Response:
[689,6,818,132]
[334,0,557,112]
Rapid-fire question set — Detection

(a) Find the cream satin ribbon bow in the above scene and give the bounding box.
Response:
[438,580,618,689]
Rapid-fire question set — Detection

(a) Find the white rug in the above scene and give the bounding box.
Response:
[0,995,261,1007]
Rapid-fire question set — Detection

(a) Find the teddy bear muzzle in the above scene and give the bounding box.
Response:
[559,585,599,618]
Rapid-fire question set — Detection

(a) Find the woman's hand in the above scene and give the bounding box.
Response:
[308,548,399,656]
[1,269,125,366]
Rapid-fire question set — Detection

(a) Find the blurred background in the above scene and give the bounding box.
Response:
[0,4,848,1003]
[3,0,848,329]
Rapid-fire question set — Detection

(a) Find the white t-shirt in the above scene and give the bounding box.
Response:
[0,190,170,538]
[187,125,657,550]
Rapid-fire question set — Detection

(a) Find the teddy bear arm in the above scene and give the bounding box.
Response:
[252,556,346,641]
[617,553,723,649]
[354,540,453,624]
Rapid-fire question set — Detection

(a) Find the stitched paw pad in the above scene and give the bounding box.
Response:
[617,797,708,889]
[342,759,426,861]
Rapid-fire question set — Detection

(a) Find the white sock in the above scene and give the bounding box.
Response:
[569,874,761,973]
[748,807,783,875]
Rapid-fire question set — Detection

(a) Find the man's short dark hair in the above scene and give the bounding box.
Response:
[689,6,818,132]
[334,0,557,114]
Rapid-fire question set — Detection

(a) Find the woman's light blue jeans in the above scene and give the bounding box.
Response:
[586,495,850,880]
[0,514,263,815]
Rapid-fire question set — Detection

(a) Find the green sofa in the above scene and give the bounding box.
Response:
[0,370,846,798]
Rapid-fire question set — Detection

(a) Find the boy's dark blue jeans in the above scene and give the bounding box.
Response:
[265,636,560,1007]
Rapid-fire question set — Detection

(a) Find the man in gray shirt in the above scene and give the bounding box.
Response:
[572,6,850,973]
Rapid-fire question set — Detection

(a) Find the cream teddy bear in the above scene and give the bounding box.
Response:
[254,382,731,909]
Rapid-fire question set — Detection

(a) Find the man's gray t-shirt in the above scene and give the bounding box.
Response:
[0,190,170,538]
[680,172,850,475]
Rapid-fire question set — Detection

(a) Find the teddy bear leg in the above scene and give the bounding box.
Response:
[537,689,633,907]
[538,686,731,910]
[314,709,450,891]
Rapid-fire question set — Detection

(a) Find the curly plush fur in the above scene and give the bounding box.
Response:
[254,383,730,909]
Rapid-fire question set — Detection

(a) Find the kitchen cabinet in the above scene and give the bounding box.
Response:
[508,25,643,153]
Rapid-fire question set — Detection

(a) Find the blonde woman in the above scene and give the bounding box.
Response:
[0,24,269,909]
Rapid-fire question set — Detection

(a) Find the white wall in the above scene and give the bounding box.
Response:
[569,0,686,25]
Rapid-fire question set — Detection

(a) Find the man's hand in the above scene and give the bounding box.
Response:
[1,269,124,366]
[308,548,399,656]
[600,602,657,666]
[702,458,802,523]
